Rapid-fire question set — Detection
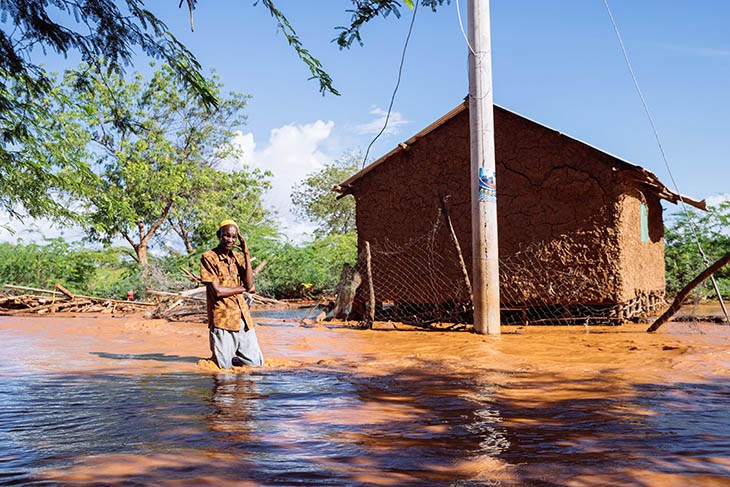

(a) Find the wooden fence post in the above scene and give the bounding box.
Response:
[365,241,375,326]
[440,194,473,298]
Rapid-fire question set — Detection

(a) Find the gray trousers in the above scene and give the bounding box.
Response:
[209,320,264,369]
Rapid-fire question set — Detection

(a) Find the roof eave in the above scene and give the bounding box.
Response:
[334,100,707,211]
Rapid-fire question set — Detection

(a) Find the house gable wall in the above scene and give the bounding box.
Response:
[350,106,665,309]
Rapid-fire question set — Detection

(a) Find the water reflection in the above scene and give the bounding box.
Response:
[252,307,315,323]
[90,352,200,363]
[0,365,509,485]
[2,361,730,485]
[494,371,730,485]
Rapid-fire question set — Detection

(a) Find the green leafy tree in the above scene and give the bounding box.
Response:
[330,0,447,49]
[167,168,277,255]
[665,201,730,298]
[1,0,447,223]
[61,63,252,268]
[256,233,358,298]
[291,153,360,236]
[1,73,94,220]
[0,0,215,218]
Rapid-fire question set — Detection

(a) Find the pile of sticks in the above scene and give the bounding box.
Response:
[147,287,207,321]
[147,286,283,322]
[1,279,284,322]
[0,284,155,315]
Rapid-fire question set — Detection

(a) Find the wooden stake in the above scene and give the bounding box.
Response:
[440,194,473,298]
[364,241,375,326]
[647,252,730,332]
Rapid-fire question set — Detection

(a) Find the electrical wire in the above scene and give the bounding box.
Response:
[455,0,477,56]
[603,0,728,319]
[360,1,419,170]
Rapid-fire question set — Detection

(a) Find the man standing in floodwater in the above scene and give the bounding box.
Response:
[200,220,264,369]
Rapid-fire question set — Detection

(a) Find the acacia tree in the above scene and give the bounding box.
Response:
[1,76,92,220]
[291,153,360,236]
[62,63,253,268]
[167,167,276,255]
[1,0,447,222]
[0,0,216,218]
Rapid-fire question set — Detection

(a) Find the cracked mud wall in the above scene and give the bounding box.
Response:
[351,106,663,309]
[616,190,666,302]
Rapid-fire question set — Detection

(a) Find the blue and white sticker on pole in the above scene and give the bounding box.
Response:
[478,168,496,202]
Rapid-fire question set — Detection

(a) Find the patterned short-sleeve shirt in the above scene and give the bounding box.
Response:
[200,249,255,332]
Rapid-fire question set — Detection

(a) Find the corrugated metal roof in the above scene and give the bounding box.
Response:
[334,100,706,211]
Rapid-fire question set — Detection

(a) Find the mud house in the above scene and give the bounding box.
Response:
[335,101,706,324]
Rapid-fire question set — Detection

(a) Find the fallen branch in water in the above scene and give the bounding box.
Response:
[647,252,730,332]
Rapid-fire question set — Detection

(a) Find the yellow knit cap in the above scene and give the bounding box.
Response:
[218,219,238,230]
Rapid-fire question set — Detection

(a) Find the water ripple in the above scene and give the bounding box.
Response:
[2,364,730,485]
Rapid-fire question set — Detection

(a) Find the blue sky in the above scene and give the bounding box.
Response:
[158,1,728,231]
[3,0,729,242]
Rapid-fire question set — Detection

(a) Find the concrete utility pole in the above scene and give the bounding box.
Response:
[468,0,500,334]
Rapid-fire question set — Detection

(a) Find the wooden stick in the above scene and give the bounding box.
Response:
[439,194,473,297]
[365,241,375,325]
[146,288,281,305]
[252,260,267,277]
[179,267,202,283]
[5,299,94,315]
[54,283,75,299]
[4,284,59,295]
[245,292,282,305]
[647,252,730,332]
[146,289,204,301]
[3,284,154,306]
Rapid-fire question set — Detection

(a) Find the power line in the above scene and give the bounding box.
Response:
[360,1,420,170]
[603,0,728,320]
[455,0,476,56]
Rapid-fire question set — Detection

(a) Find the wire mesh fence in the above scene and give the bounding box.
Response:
[350,210,669,329]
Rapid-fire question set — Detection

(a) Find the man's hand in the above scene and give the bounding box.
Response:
[237,234,249,256]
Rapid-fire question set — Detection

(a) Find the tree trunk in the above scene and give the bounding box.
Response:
[135,244,148,268]
[333,263,361,320]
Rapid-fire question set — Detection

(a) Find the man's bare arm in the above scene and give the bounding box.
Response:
[206,281,246,299]
[238,234,256,293]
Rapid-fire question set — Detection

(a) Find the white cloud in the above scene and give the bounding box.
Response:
[1,120,344,247]
[657,42,730,58]
[233,120,337,242]
[224,131,256,170]
[355,107,409,136]
[0,213,84,244]
[706,193,730,207]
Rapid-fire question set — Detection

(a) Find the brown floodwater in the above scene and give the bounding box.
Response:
[1,310,729,486]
